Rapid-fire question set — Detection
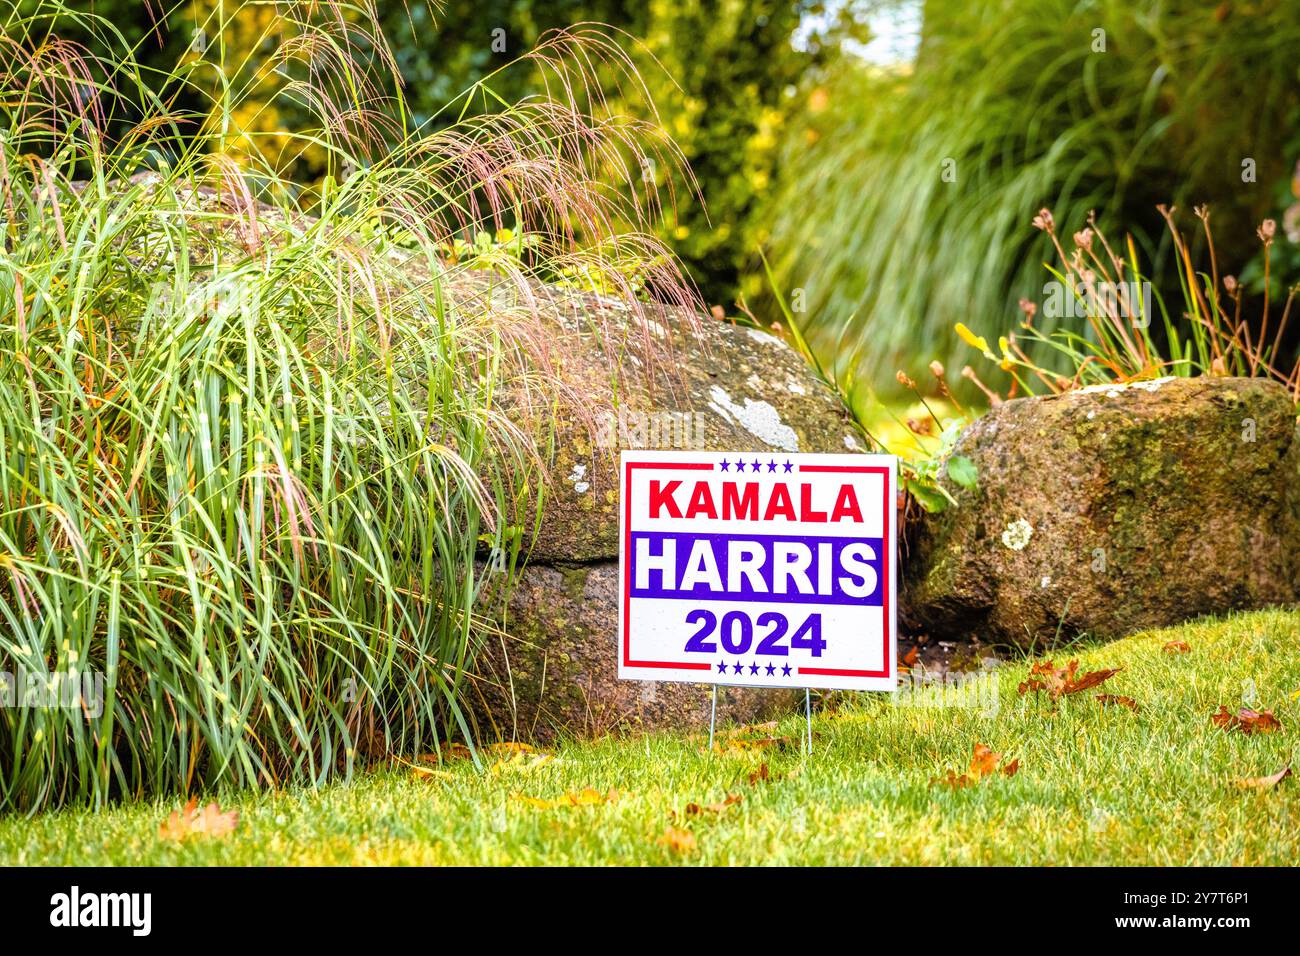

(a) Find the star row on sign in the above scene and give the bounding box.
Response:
[717,660,794,677]
[718,458,794,474]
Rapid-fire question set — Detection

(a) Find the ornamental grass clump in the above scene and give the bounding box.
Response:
[0,1,693,811]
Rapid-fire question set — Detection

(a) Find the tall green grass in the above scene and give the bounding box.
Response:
[767,0,1300,407]
[0,1,691,811]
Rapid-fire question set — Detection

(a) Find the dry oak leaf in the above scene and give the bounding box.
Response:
[1162,640,1191,655]
[567,787,622,806]
[414,743,473,763]
[748,763,771,785]
[1234,766,1292,790]
[1018,659,1121,700]
[932,768,975,790]
[1096,694,1140,712]
[969,742,1001,778]
[513,793,558,810]
[1211,706,1282,734]
[931,742,1019,789]
[158,798,239,842]
[703,793,744,814]
[659,827,697,854]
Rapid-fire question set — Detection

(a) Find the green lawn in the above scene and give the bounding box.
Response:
[3,609,1298,866]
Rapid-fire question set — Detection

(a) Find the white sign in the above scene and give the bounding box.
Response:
[618,450,897,691]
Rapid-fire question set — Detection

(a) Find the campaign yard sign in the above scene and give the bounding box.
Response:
[618,450,897,692]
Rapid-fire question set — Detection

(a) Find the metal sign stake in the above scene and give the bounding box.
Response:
[804,689,813,754]
[707,685,718,753]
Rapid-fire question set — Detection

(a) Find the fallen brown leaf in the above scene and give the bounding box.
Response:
[659,827,697,854]
[158,798,239,842]
[968,742,1000,778]
[1212,705,1282,734]
[1234,765,1292,790]
[931,769,972,790]
[1240,709,1283,734]
[1096,694,1140,711]
[1018,659,1121,700]
[748,763,771,785]
[709,793,744,812]
[415,742,473,763]
[1064,666,1123,694]
[681,793,743,818]
[514,793,557,810]
[1163,640,1191,655]
[487,741,537,755]
[571,787,620,806]
[931,742,1019,789]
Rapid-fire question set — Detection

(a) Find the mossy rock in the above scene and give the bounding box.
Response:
[901,377,1300,647]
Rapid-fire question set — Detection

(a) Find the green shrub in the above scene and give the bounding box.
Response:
[0,1,685,810]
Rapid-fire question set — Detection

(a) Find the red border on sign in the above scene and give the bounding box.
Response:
[622,461,715,671]
[795,464,891,679]
[622,459,893,680]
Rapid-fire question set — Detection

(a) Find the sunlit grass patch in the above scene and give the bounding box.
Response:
[3,609,1296,865]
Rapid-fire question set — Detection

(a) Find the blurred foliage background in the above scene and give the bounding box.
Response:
[73,0,1300,403]
[764,0,1300,408]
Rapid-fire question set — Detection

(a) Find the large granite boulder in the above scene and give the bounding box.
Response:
[471,287,867,740]
[902,376,1300,647]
